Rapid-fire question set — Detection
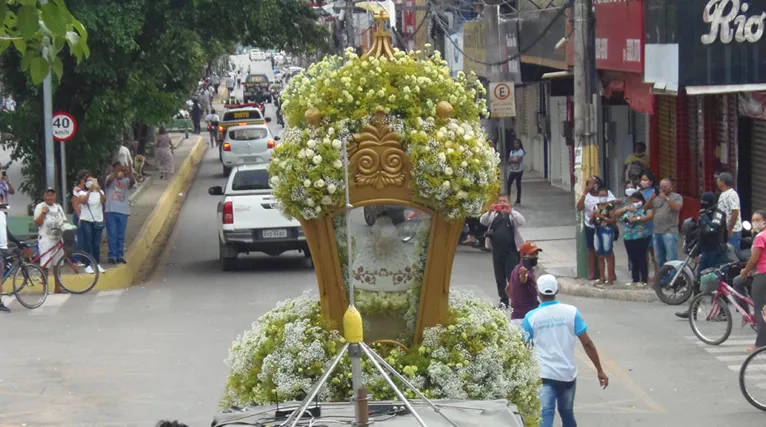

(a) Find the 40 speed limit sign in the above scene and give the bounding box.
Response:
[52,112,77,142]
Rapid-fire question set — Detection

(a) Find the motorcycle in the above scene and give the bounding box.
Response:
[654,216,753,305]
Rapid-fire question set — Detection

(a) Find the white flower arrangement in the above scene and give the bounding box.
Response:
[223,290,541,426]
[268,48,498,220]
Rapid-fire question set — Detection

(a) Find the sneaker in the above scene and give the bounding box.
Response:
[117,258,127,264]
[75,262,85,267]
[108,258,116,265]
[0,303,9,313]
[85,265,95,274]
[97,265,106,274]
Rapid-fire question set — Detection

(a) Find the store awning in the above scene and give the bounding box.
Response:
[686,83,766,95]
[541,71,573,79]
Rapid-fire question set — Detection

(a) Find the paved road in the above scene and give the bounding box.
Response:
[1,56,765,426]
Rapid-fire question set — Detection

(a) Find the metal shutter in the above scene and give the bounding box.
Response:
[657,96,677,183]
[634,111,647,144]
[715,94,738,172]
[751,120,766,212]
[687,95,703,198]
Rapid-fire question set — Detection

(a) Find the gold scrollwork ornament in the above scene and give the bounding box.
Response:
[349,108,409,190]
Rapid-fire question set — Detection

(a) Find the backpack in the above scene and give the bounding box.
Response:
[627,159,645,183]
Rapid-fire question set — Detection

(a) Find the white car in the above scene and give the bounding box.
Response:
[250,50,266,61]
[220,124,278,176]
[209,163,309,271]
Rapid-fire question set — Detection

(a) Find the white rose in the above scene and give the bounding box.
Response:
[315,206,322,213]
[461,161,468,167]
[305,148,315,157]
[321,196,333,205]
[327,127,335,135]
[403,86,411,93]
[333,160,343,169]
[444,167,453,176]
[306,198,315,207]
[307,139,316,149]
[377,90,385,98]
[388,95,396,102]
[314,179,326,188]
[447,148,454,154]
[441,180,450,189]
[312,155,323,165]
[303,179,312,187]
[332,139,342,149]
[437,153,447,162]
[327,184,337,194]
[298,149,306,159]
[457,191,468,199]
[436,131,445,140]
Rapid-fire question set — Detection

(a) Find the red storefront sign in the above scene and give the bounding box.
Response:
[567,0,644,73]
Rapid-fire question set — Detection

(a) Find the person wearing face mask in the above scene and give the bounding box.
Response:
[640,172,659,275]
[676,192,729,318]
[76,176,107,274]
[739,210,766,352]
[505,241,542,323]
[590,188,618,286]
[613,191,653,286]
[576,176,616,281]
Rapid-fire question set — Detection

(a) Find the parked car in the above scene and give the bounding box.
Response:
[220,124,278,176]
[209,164,310,271]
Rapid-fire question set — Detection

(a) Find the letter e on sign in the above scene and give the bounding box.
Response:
[52,112,77,142]
[489,82,516,118]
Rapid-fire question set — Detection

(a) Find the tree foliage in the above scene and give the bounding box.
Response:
[0,0,89,84]
[0,0,330,200]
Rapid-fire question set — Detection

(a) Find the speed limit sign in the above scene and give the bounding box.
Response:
[52,112,77,142]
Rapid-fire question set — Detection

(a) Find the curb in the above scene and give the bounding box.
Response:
[556,276,659,303]
[57,136,208,291]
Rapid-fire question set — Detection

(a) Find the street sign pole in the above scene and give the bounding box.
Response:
[42,46,55,198]
[51,111,78,215]
[60,142,67,214]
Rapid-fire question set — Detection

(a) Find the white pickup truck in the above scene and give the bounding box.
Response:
[208,163,310,271]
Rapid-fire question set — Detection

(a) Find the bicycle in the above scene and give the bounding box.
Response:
[688,262,755,345]
[23,227,99,294]
[740,305,766,411]
[0,245,49,309]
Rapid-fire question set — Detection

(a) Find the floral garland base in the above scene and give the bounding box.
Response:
[222,291,541,426]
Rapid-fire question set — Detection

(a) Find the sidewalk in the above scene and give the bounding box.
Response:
[97,132,196,273]
[477,170,658,302]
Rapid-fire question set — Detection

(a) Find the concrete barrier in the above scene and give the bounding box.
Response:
[54,136,208,291]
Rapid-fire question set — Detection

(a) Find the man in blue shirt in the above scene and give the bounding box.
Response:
[522,274,609,427]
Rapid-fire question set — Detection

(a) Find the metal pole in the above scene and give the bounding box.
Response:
[574,0,598,278]
[42,46,55,195]
[345,1,356,51]
[60,142,67,214]
[484,0,506,194]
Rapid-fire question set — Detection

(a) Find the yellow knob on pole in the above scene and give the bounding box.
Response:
[343,305,364,343]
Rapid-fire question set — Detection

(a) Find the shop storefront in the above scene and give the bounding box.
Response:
[643,0,766,213]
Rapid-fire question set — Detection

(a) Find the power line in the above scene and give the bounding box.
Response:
[433,2,568,67]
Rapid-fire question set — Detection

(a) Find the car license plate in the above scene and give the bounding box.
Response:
[262,229,287,239]
[242,156,262,163]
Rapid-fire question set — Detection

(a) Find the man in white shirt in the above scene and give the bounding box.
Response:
[34,188,67,293]
[523,275,609,427]
[205,109,220,147]
[716,172,742,249]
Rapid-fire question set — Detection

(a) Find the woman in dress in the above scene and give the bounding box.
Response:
[155,127,175,180]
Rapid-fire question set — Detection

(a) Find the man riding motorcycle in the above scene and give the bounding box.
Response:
[205,108,220,148]
[676,192,729,318]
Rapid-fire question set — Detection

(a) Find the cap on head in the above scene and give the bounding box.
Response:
[537,274,559,295]
[519,241,543,256]
[45,187,56,194]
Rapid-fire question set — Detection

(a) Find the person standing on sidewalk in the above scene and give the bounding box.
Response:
[0,169,15,206]
[640,172,659,276]
[645,178,683,266]
[71,170,90,265]
[613,190,653,286]
[522,274,609,427]
[506,241,542,323]
[34,188,67,293]
[590,187,618,286]
[507,139,525,205]
[716,172,742,249]
[624,142,650,185]
[105,162,135,265]
[211,73,220,94]
[480,194,526,308]
[191,99,201,135]
[226,74,236,95]
[76,177,106,274]
[576,176,615,281]
[155,127,175,179]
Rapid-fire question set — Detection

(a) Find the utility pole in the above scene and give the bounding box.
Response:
[484,0,508,194]
[574,0,599,278]
[41,0,56,199]
[345,1,356,51]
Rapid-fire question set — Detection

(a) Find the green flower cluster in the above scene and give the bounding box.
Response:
[223,291,541,426]
[267,47,499,220]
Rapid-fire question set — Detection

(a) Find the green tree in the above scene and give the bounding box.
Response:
[0,0,89,83]
[0,0,329,202]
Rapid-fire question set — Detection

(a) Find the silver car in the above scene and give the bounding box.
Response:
[221,124,278,176]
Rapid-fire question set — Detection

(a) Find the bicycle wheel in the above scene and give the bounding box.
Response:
[55,250,99,294]
[740,346,766,411]
[12,263,48,309]
[689,292,733,345]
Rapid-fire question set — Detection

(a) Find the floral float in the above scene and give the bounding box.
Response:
[224,15,540,426]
